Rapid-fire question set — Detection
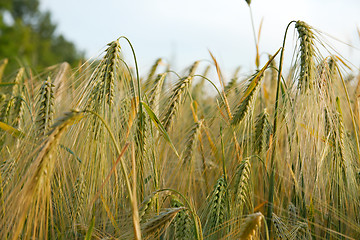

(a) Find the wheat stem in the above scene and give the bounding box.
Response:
[267,20,296,235]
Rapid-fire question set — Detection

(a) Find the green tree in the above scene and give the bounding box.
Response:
[0,0,83,73]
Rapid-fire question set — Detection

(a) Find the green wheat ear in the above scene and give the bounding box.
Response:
[254,109,272,154]
[144,58,163,90]
[224,66,241,94]
[335,97,348,177]
[73,172,86,221]
[138,194,155,223]
[202,176,229,239]
[102,40,121,107]
[11,90,24,129]
[0,96,14,125]
[230,158,251,214]
[36,77,55,137]
[141,207,184,239]
[182,119,204,166]
[162,61,199,131]
[0,94,5,122]
[231,71,264,126]
[0,68,25,126]
[139,191,166,223]
[272,210,312,240]
[295,21,316,93]
[87,39,121,111]
[168,197,195,240]
[147,73,167,116]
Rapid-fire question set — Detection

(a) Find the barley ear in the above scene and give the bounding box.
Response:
[162,61,199,131]
[144,58,162,90]
[147,73,167,116]
[138,193,157,224]
[182,119,204,165]
[230,158,251,214]
[141,207,183,238]
[102,40,121,107]
[238,212,263,240]
[288,202,298,226]
[295,21,316,93]
[168,197,195,240]
[0,58,8,82]
[87,40,121,111]
[335,97,348,178]
[0,68,25,125]
[231,72,264,126]
[271,213,288,239]
[2,110,84,239]
[254,109,272,153]
[202,176,229,239]
[11,88,25,129]
[224,66,241,94]
[36,77,55,137]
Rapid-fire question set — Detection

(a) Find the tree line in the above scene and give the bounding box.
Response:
[0,0,83,74]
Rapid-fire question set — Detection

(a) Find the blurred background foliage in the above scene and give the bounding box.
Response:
[0,0,83,75]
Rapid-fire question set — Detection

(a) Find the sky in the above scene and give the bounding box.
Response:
[40,0,360,77]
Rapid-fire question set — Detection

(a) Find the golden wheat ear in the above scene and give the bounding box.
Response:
[238,212,263,240]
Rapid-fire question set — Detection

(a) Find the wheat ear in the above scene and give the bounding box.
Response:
[36,77,55,137]
[295,21,315,93]
[202,176,229,239]
[238,212,263,240]
[231,72,264,126]
[2,110,84,239]
[162,61,199,130]
[141,207,184,238]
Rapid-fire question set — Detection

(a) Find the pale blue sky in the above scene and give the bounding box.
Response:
[40,0,360,76]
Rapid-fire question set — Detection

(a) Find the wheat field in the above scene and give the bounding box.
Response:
[0,19,360,240]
